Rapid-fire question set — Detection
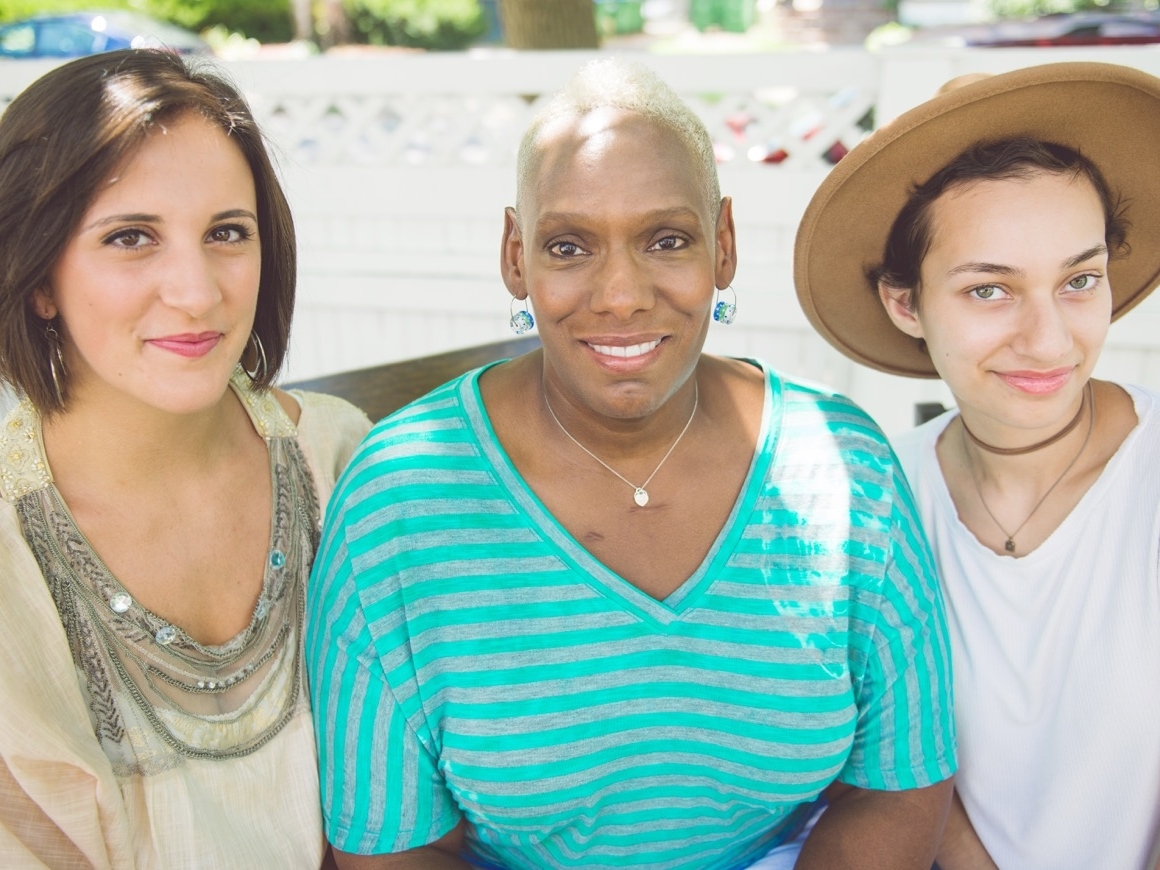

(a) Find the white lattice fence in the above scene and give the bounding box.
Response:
[4,47,1160,432]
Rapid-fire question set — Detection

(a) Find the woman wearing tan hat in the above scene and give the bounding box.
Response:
[796,62,1160,869]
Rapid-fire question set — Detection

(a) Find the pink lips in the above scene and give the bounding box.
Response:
[997,368,1073,395]
[147,332,222,359]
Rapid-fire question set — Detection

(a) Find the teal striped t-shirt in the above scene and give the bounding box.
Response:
[307,360,955,869]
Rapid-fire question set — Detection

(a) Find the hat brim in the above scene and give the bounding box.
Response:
[794,61,1160,378]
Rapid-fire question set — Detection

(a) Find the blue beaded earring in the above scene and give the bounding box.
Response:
[713,285,737,325]
[510,297,535,334]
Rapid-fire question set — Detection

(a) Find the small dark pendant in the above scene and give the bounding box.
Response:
[1004,539,1015,553]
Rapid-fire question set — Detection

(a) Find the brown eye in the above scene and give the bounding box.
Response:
[208,225,252,244]
[548,241,585,257]
[105,229,148,248]
[650,235,688,251]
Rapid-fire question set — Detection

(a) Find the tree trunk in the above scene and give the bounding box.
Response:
[499,0,600,49]
[291,0,313,41]
[318,0,352,47]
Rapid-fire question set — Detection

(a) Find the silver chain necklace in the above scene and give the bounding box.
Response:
[961,381,1094,555]
[543,381,699,507]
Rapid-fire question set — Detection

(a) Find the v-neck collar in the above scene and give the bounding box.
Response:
[464,360,781,628]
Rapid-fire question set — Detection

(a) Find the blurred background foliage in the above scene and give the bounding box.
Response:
[0,0,490,49]
[347,0,484,49]
[988,0,1116,15]
[0,0,294,41]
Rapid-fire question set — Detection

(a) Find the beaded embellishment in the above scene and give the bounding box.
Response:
[7,376,320,775]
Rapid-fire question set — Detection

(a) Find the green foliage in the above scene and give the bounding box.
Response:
[132,0,293,43]
[0,0,294,43]
[0,0,82,19]
[989,0,1113,15]
[346,0,485,50]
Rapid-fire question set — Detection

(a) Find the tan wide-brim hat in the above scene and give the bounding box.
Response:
[794,61,1160,378]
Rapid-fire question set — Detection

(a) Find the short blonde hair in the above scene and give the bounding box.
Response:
[515,58,720,225]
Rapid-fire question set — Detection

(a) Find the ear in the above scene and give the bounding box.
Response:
[30,287,57,321]
[713,197,738,289]
[877,281,925,339]
[500,207,527,300]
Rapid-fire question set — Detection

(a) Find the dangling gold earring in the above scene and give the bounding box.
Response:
[244,331,268,382]
[45,322,66,405]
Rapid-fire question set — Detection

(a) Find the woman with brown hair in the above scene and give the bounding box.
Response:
[796,62,1160,868]
[0,50,370,867]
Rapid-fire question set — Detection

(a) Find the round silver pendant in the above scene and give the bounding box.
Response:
[633,488,649,507]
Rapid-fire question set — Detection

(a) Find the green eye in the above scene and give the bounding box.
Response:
[975,285,996,299]
[1069,274,1094,290]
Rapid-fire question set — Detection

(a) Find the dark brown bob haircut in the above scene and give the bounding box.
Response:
[0,48,295,414]
[868,136,1129,310]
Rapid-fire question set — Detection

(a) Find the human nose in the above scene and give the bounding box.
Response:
[159,244,223,317]
[1013,294,1073,361]
[590,247,654,321]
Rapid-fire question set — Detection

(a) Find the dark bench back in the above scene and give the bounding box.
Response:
[285,336,540,421]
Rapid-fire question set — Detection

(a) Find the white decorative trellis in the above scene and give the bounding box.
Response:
[3,46,1160,432]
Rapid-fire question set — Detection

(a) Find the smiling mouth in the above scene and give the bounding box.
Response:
[148,333,223,358]
[587,339,662,359]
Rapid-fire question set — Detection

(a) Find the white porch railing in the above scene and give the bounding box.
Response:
[4,45,1160,433]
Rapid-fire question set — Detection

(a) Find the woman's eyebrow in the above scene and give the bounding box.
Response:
[945,244,1109,278]
[83,212,160,232]
[537,206,703,227]
[1062,244,1107,269]
[81,208,258,233]
[947,261,1022,277]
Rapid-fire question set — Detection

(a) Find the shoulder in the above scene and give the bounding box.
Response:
[890,409,955,486]
[283,390,372,499]
[357,370,477,458]
[1120,382,1160,432]
[293,389,373,443]
[758,361,896,462]
[0,399,51,503]
[326,370,483,510]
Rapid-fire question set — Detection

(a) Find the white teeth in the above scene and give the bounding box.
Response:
[589,340,661,359]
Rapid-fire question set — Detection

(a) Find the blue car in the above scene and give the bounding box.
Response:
[0,10,208,58]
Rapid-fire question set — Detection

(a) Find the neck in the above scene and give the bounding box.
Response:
[955,382,1094,486]
[42,383,249,487]
[540,372,700,460]
[961,381,1091,456]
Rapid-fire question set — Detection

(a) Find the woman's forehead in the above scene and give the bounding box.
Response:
[527,111,709,223]
[925,171,1106,267]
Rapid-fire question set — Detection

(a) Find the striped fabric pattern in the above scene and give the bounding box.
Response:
[307,361,955,870]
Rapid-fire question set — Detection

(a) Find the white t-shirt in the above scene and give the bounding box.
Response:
[893,383,1160,870]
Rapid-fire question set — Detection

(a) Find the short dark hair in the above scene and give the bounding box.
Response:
[868,137,1129,310]
[0,48,295,413]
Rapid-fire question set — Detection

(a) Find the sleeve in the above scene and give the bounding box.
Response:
[293,391,373,505]
[0,506,132,869]
[838,453,957,791]
[0,754,116,870]
[305,474,462,855]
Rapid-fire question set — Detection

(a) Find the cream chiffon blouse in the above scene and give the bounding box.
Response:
[0,374,370,869]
